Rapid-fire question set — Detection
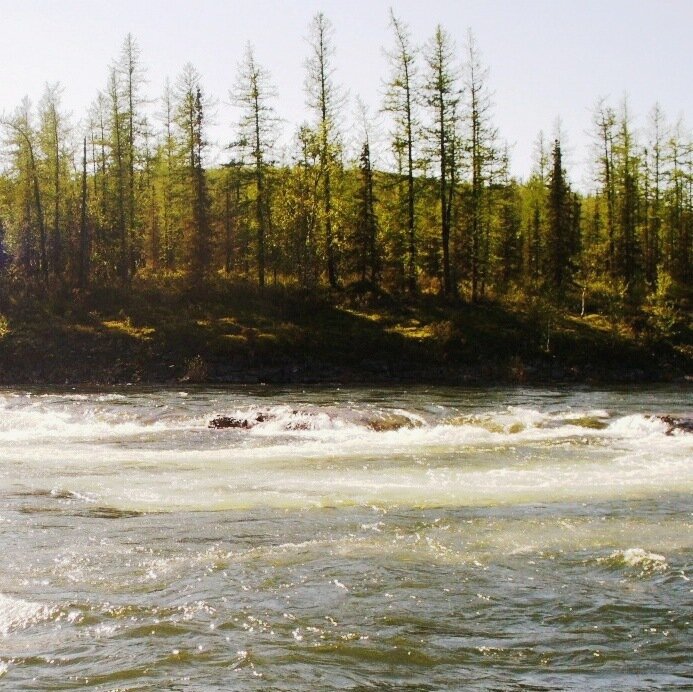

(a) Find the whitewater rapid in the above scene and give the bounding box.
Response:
[0,387,690,512]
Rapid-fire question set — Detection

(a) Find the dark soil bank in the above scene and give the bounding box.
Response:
[0,281,690,386]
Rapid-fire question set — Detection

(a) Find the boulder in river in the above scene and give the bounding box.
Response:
[658,415,693,435]
[209,412,272,429]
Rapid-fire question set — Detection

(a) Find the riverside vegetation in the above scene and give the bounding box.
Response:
[0,14,690,384]
[0,275,689,384]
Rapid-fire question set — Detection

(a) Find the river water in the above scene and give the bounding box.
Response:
[0,386,690,690]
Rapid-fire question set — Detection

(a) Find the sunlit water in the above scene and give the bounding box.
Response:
[0,385,691,690]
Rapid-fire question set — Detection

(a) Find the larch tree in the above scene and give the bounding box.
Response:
[38,83,69,280]
[78,135,90,288]
[174,63,211,283]
[383,10,419,293]
[643,104,667,289]
[354,139,378,283]
[351,100,379,286]
[462,29,497,302]
[664,120,692,286]
[592,99,617,276]
[305,12,342,288]
[423,25,460,297]
[106,66,128,283]
[1,99,48,283]
[283,123,322,287]
[524,131,550,287]
[614,100,641,297]
[116,34,147,279]
[494,144,522,291]
[86,92,110,278]
[232,43,278,290]
[157,78,179,270]
[141,121,160,272]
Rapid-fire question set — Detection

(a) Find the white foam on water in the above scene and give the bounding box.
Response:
[600,548,669,575]
[1,393,691,512]
[0,407,201,444]
[201,404,610,453]
[564,408,610,420]
[606,414,670,437]
[620,547,668,570]
[0,393,682,449]
[64,440,691,512]
[0,593,52,636]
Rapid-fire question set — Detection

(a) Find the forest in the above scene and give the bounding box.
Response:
[0,13,690,384]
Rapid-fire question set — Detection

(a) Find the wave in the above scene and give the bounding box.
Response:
[605,414,671,437]
[201,407,690,447]
[0,593,52,636]
[598,548,669,576]
[202,406,692,457]
[0,394,690,459]
[1,390,687,442]
[0,393,205,442]
[1,392,691,513]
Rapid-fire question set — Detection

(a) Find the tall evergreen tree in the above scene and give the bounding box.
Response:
[546,138,575,292]
[644,104,667,288]
[106,67,128,283]
[353,140,379,284]
[665,120,692,285]
[157,78,179,270]
[616,102,640,296]
[78,136,90,288]
[495,145,522,290]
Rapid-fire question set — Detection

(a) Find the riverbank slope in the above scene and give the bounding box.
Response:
[0,278,690,385]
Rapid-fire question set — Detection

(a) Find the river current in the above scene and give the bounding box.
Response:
[0,386,690,690]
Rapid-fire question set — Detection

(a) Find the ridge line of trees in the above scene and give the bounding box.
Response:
[0,17,690,315]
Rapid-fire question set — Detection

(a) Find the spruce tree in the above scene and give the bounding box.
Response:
[546,139,573,292]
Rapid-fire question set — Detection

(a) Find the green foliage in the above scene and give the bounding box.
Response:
[0,24,689,385]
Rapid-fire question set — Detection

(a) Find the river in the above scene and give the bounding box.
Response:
[0,385,691,690]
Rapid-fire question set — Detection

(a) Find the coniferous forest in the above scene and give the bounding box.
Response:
[0,13,691,384]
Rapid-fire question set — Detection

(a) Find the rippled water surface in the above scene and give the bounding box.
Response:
[0,385,691,690]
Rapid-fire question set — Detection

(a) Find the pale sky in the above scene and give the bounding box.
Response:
[1,0,691,186]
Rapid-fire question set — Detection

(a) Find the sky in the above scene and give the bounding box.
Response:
[1,0,692,187]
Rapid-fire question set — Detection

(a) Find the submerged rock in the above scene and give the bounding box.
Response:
[563,416,609,430]
[365,413,421,432]
[658,415,693,435]
[209,412,273,429]
[209,416,250,429]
